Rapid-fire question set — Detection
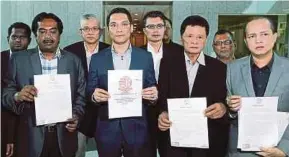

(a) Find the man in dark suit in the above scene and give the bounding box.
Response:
[1,22,31,157]
[63,14,109,157]
[157,15,229,157]
[141,11,182,157]
[163,16,183,51]
[86,7,158,157]
[2,12,86,157]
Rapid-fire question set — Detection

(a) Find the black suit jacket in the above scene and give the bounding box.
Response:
[158,50,229,157]
[1,50,18,156]
[141,43,182,60]
[64,41,110,137]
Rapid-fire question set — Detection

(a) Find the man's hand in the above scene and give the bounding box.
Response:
[93,88,110,103]
[227,95,241,112]
[204,103,227,119]
[6,143,14,157]
[256,147,286,157]
[158,112,171,131]
[65,115,78,132]
[15,85,37,102]
[142,86,158,101]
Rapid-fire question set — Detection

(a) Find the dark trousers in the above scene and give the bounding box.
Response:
[147,106,159,157]
[40,126,62,157]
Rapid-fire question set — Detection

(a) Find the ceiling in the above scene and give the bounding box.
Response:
[104,1,172,32]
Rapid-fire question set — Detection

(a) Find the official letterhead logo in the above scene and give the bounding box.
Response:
[119,76,132,92]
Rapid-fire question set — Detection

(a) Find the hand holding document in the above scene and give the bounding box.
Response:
[108,70,142,119]
[238,97,279,151]
[34,74,72,126]
[168,98,209,148]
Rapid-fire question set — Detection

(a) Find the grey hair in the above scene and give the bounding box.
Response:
[80,14,98,25]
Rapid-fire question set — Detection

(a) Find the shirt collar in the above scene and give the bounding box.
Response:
[84,42,99,55]
[147,42,163,54]
[111,44,132,57]
[38,47,61,59]
[9,50,12,57]
[184,51,206,66]
[250,54,274,71]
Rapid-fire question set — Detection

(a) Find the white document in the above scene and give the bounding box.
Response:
[168,98,209,148]
[108,70,142,119]
[238,97,279,151]
[34,74,72,126]
[277,112,289,141]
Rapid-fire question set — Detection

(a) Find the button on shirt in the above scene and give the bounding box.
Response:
[84,43,99,70]
[111,45,132,70]
[39,47,61,75]
[184,51,206,95]
[147,43,163,81]
[251,56,273,97]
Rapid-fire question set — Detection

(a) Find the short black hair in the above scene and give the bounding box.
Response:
[180,15,209,36]
[164,16,172,27]
[106,7,132,27]
[245,16,276,37]
[214,29,234,41]
[142,11,166,27]
[8,22,31,38]
[31,12,63,36]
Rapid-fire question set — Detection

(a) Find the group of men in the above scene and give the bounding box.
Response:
[1,7,288,157]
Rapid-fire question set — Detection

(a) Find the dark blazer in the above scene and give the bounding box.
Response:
[158,50,229,157]
[2,48,86,157]
[141,43,183,157]
[1,50,18,157]
[64,41,110,137]
[86,46,156,149]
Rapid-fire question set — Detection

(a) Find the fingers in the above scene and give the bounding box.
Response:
[18,85,37,102]
[227,95,241,112]
[158,112,171,131]
[205,103,226,119]
[6,144,14,157]
[142,86,158,101]
[93,88,110,103]
[258,147,286,157]
[66,119,78,132]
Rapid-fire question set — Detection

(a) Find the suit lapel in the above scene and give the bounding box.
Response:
[105,48,114,70]
[241,57,255,97]
[30,48,42,76]
[264,54,283,96]
[129,48,138,70]
[57,50,68,74]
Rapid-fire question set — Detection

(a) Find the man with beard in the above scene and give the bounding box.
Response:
[64,14,109,157]
[1,22,31,157]
[2,12,86,157]
[212,29,236,64]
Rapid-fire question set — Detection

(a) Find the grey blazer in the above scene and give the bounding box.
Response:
[226,53,289,157]
[2,48,86,157]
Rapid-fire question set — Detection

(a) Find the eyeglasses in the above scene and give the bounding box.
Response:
[145,24,165,30]
[213,40,233,46]
[10,35,28,40]
[80,27,100,33]
[109,22,130,30]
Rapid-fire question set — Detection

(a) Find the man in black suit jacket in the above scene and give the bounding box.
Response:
[64,14,109,157]
[1,22,31,157]
[163,16,183,51]
[157,15,229,157]
[141,11,182,157]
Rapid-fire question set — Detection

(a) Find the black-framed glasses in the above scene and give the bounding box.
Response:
[80,27,100,33]
[145,24,165,30]
[213,40,233,46]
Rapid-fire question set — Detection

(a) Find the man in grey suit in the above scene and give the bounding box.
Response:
[226,17,289,157]
[2,12,86,157]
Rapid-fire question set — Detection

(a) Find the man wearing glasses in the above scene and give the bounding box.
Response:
[212,29,236,64]
[64,14,109,157]
[87,7,158,157]
[141,11,182,157]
